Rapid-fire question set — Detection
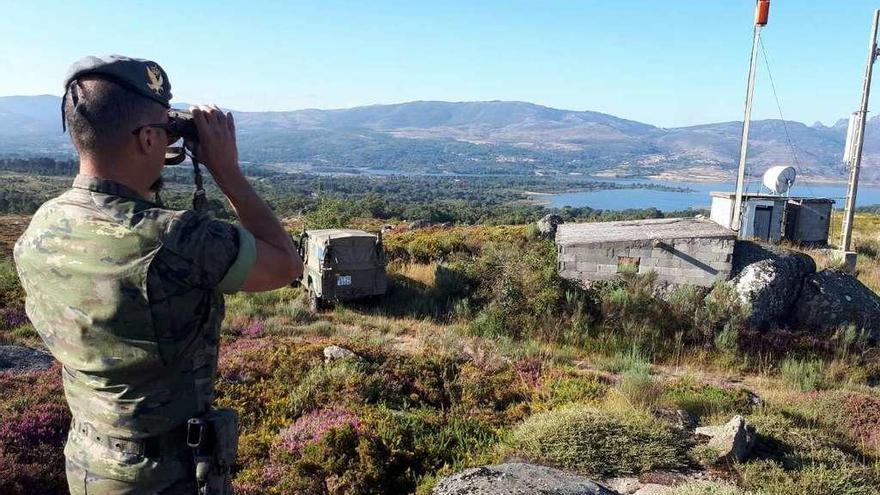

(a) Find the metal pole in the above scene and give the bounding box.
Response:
[841,9,880,252]
[732,23,764,231]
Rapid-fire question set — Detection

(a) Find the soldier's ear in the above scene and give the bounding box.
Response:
[135,127,159,156]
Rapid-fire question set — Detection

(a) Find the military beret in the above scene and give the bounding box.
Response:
[64,55,172,107]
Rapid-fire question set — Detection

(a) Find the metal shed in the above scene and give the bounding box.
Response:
[709,192,833,245]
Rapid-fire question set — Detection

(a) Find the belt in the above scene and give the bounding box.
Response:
[70,418,189,458]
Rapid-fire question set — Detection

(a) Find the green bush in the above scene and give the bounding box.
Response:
[662,378,754,419]
[694,282,748,351]
[509,405,688,477]
[538,374,608,408]
[616,367,662,410]
[779,358,826,392]
[601,346,652,374]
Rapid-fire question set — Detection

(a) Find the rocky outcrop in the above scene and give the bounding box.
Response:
[0,345,54,373]
[694,415,755,464]
[537,214,564,238]
[432,463,615,495]
[731,251,815,328]
[792,270,880,341]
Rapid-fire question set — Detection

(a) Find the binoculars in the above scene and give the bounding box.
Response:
[164,110,199,165]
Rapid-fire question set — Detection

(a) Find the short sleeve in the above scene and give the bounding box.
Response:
[160,211,256,292]
[217,227,256,293]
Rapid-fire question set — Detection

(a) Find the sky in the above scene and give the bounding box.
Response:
[0,0,878,128]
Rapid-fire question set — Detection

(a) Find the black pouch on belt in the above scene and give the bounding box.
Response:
[187,408,239,495]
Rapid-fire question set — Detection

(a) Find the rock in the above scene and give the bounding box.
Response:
[653,409,697,431]
[731,241,792,277]
[432,463,616,495]
[730,249,815,328]
[694,415,755,463]
[792,270,880,342]
[537,214,564,237]
[0,345,54,373]
[438,222,453,229]
[605,477,641,494]
[323,345,361,363]
[408,219,431,230]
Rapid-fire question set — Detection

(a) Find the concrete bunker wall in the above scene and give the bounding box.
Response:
[559,237,735,287]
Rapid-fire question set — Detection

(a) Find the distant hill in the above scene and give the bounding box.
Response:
[2,95,875,180]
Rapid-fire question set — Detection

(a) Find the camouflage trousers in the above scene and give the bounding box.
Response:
[65,423,198,495]
[66,458,198,494]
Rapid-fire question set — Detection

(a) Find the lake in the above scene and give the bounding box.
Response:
[547,178,880,212]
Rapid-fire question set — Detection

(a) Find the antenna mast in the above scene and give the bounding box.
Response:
[840,9,880,264]
[732,0,771,232]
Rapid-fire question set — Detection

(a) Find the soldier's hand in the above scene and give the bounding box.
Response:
[190,105,241,181]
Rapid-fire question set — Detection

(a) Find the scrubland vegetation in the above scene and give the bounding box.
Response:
[2,212,879,495]
[1,158,880,494]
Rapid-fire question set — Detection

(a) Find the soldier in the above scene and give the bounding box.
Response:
[13,55,302,494]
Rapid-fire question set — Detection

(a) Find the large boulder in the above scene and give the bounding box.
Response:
[731,250,815,328]
[694,415,755,464]
[432,463,615,495]
[0,345,54,373]
[537,214,564,238]
[792,270,880,341]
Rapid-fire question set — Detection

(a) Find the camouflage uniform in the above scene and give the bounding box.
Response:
[14,175,256,494]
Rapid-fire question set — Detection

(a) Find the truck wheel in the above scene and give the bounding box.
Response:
[308,287,322,312]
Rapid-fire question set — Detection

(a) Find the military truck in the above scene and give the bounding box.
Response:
[297,229,388,311]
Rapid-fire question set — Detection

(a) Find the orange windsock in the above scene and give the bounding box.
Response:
[755,0,770,26]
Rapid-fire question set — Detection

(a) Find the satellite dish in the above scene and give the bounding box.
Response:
[763,165,797,195]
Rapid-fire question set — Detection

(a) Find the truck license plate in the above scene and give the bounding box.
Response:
[337,275,352,286]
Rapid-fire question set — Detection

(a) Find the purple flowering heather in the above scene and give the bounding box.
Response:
[0,402,69,454]
[242,320,265,338]
[278,408,361,455]
[1,307,27,328]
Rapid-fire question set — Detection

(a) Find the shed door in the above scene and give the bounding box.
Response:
[754,206,772,241]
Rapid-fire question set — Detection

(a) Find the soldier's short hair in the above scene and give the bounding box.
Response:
[63,78,164,155]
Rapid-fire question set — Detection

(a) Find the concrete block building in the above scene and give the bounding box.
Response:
[556,218,737,287]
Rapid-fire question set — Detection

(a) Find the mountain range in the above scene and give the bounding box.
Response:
[1,95,875,181]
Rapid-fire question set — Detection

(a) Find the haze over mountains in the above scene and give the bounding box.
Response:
[1,95,875,181]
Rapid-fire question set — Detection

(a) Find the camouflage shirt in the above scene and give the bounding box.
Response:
[13,175,255,481]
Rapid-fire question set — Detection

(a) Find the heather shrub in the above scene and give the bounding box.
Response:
[738,408,880,494]
[780,391,880,456]
[289,359,375,416]
[453,361,532,421]
[0,369,69,495]
[0,257,23,306]
[509,405,688,477]
[363,406,501,486]
[265,420,392,495]
[537,373,608,408]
